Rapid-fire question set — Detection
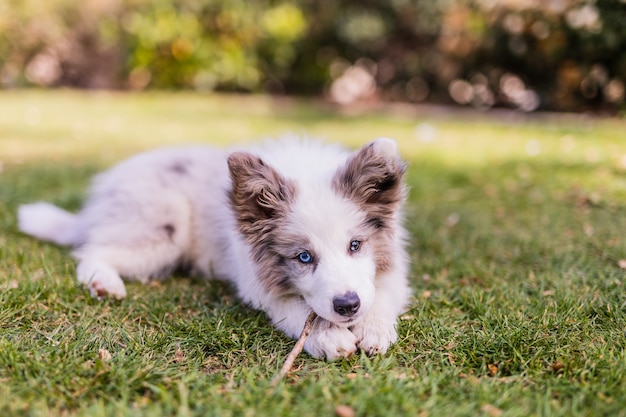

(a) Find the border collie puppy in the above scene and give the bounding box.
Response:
[19,138,411,360]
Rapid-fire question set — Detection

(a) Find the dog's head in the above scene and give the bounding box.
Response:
[227,138,407,326]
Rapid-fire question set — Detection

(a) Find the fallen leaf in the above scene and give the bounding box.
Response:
[135,395,151,407]
[551,361,565,373]
[443,341,457,350]
[446,213,460,227]
[487,363,498,376]
[335,405,356,417]
[98,348,112,362]
[31,269,45,281]
[460,276,484,287]
[0,280,18,290]
[481,404,503,417]
[443,353,455,365]
[174,347,185,363]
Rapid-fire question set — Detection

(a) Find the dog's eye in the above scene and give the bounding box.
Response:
[297,251,313,264]
[349,240,361,252]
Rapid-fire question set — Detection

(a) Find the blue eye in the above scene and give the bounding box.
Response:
[297,251,313,264]
[350,240,361,252]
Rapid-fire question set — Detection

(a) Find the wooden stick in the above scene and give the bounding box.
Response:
[271,311,317,385]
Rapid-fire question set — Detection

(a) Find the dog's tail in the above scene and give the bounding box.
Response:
[18,202,79,246]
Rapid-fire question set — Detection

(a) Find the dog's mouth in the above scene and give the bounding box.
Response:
[311,310,359,327]
[331,316,360,327]
[305,297,363,327]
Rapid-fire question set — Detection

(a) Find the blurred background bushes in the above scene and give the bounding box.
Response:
[0,0,624,112]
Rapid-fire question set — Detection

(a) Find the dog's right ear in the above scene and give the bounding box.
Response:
[227,152,295,225]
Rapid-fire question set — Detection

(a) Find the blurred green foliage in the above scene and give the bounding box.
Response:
[0,0,624,111]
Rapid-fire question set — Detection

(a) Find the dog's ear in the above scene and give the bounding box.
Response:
[227,152,295,224]
[333,137,406,213]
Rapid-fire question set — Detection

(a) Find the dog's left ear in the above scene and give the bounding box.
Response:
[333,138,407,209]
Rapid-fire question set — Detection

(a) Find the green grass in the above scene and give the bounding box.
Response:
[2,90,626,416]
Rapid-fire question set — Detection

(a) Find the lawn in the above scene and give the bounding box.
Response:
[1,90,626,417]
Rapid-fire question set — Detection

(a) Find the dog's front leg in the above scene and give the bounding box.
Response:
[351,313,398,356]
[265,299,357,360]
[351,269,411,356]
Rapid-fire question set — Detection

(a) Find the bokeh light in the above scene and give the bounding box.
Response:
[0,0,623,112]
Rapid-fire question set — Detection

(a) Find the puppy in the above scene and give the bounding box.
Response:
[18,137,411,360]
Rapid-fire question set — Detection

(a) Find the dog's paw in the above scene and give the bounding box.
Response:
[351,319,398,356]
[77,260,127,299]
[304,323,358,360]
[88,278,127,300]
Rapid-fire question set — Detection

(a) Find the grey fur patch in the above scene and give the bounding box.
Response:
[163,224,176,240]
[168,160,190,175]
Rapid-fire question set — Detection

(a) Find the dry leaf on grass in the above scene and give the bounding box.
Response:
[551,361,565,373]
[98,348,112,362]
[335,405,356,417]
[481,404,503,417]
[174,346,185,363]
[442,340,457,350]
[0,279,18,290]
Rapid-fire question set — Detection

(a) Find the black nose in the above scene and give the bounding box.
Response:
[333,291,361,317]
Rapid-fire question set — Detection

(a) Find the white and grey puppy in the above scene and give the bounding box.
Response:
[18,137,411,360]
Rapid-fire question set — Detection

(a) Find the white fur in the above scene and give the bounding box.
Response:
[18,138,411,360]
